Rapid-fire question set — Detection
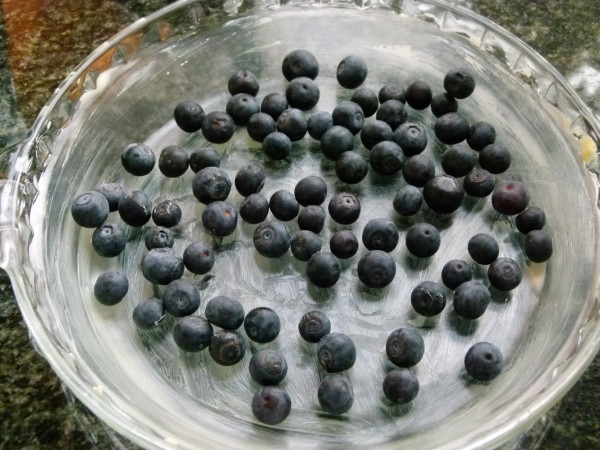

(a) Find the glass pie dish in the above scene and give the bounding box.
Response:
[1,0,599,448]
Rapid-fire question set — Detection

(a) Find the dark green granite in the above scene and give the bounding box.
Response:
[0,0,598,448]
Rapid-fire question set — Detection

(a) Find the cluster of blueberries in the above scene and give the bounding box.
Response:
[70,49,554,426]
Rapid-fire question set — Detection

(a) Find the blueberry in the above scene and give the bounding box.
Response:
[121,143,155,176]
[463,168,496,197]
[246,112,277,142]
[467,233,499,265]
[92,223,127,257]
[209,329,247,365]
[261,92,288,120]
[376,99,407,130]
[402,154,435,187]
[144,226,175,250]
[202,201,238,236]
[423,174,465,214]
[351,87,379,117]
[393,185,423,216]
[253,221,291,258]
[332,101,364,135]
[392,122,428,156]
[93,271,128,305]
[226,93,260,126]
[430,92,458,118]
[251,386,292,425]
[328,192,361,225]
[95,183,124,212]
[205,295,245,330]
[318,374,354,414]
[479,142,511,174]
[269,190,300,221]
[464,342,504,381]
[152,200,182,228]
[183,242,215,275]
[370,141,405,175]
[357,250,396,288]
[335,151,369,184]
[515,206,546,234]
[524,229,553,262]
[362,218,399,252]
[244,307,281,343]
[382,369,419,404]
[405,80,432,110]
[71,191,110,228]
[329,230,359,259]
[378,84,406,103]
[282,49,319,81]
[441,146,477,177]
[235,164,266,197]
[317,332,356,372]
[228,69,259,96]
[405,222,441,258]
[158,145,189,178]
[118,190,152,227]
[297,205,326,233]
[336,55,368,89]
[386,327,425,368]
[488,257,522,291]
[360,120,393,150]
[263,131,292,160]
[467,121,496,150]
[277,108,308,141]
[298,310,331,343]
[192,167,232,204]
[306,252,341,288]
[294,175,327,206]
[286,76,320,111]
[249,349,288,385]
[173,316,213,352]
[441,259,473,289]
[491,180,530,215]
[240,193,269,224]
[307,110,334,140]
[434,112,470,145]
[201,111,235,144]
[453,280,491,319]
[320,125,354,161]
[411,281,446,317]
[189,147,221,173]
[141,248,184,285]
[174,100,205,133]
[132,297,164,329]
[291,230,322,262]
[163,279,201,317]
[444,67,476,99]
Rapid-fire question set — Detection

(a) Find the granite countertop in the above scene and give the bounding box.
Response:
[0,0,599,448]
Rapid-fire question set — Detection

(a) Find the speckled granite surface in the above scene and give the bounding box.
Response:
[0,0,598,448]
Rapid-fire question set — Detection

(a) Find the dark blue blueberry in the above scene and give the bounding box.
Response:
[152,199,182,228]
[329,230,359,259]
[174,100,205,133]
[351,87,379,117]
[423,174,465,214]
[362,218,399,252]
[317,332,356,372]
[467,233,499,265]
[434,112,470,145]
[118,190,152,227]
[291,230,322,262]
[244,307,281,343]
[360,120,393,150]
[444,67,476,99]
[269,190,299,221]
[357,250,396,288]
[95,183,124,212]
[392,122,428,156]
[261,92,288,120]
[93,271,128,306]
[251,386,291,425]
[335,151,368,184]
[378,84,406,103]
[298,310,331,343]
[318,374,354,414]
[121,142,155,176]
[263,131,292,160]
[132,297,164,329]
[282,49,319,81]
[173,316,213,352]
[205,295,245,330]
[235,163,266,197]
[144,226,175,250]
[386,327,424,368]
[320,125,354,160]
[253,220,291,258]
[249,349,288,386]
[479,142,511,174]
[189,147,221,173]
[239,193,269,224]
[491,180,530,215]
[524,230,553,262]
[305,251,340,288]
[515,206,546,234]
[411,281,446,317]
[488,257,522,291]
[192,167,232,204]
[370,140,405,175]
[209,329,247,365]
[227,70,259,96]
[376,99,407,130]
[332,101,364,135]
[277,108,308,141]
[430,92,458,118]
[328,192,360,225]
[201,111,235,144]
[141,248,184,285]
[441,259,473,289]
[336,55,368,89]
[307,110,334,140]
[297,205,326,233]
[405,80,432,110]
[163,279,201,317]
[383,369,419,404]
[405,222,441,258]
[393,185,423,216]
[183,242,215,275]
[226,93,260,126]
[71,191,110,228]
[158,145,189,178]
[92,223,126,257]
[294,175,327,206]
[464,342,504,381]
[441,146,477,177]
[202,201,238,236]
[402,155,435,187]
[463,168,495,197]
[467,121,496,150]
[286,76,320,111]
[246,112,276,142]
[453,280,491,319]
